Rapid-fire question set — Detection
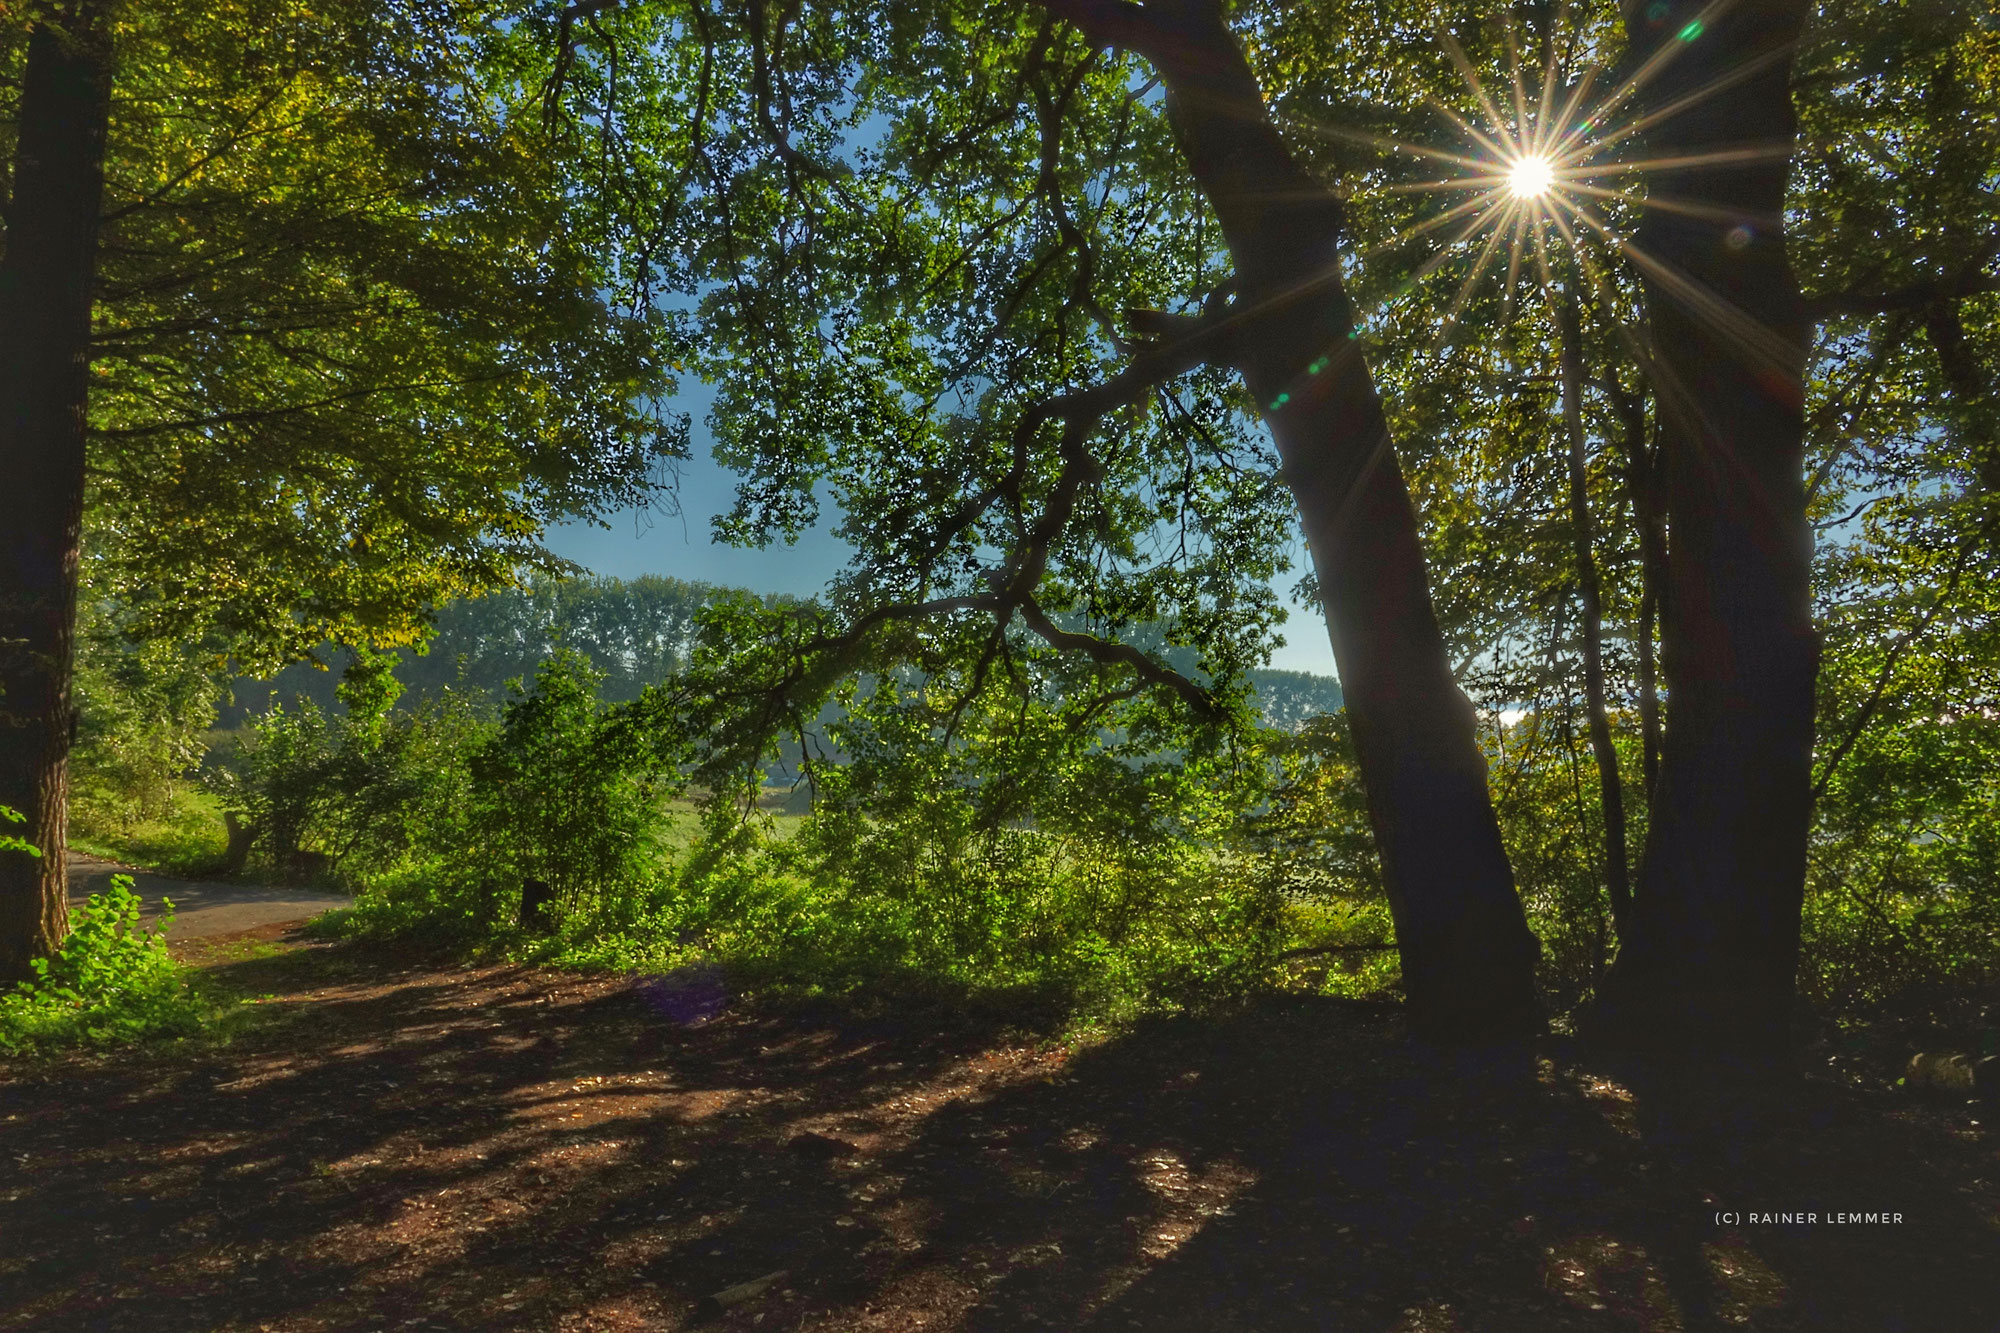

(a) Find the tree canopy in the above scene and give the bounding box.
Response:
[514,0,1996,1039]
[5,0,1994,1037]
[3,0,691,669]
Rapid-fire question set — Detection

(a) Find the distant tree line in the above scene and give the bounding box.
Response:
[218,574,1345,732]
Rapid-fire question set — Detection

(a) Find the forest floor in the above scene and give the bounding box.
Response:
[1,925,1996,1333]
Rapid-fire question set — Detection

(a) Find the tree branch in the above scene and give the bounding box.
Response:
[542,0,622,131]
[1017,596,1217,717]
[1032,0,1193,74]
[1804,243,2000,320]
[747,0,842,185]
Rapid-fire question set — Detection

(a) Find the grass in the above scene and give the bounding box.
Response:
[68,787,232,878]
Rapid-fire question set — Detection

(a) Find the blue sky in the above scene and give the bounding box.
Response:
[544,392,1341,678]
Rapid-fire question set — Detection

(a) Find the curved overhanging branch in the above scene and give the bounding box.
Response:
[672,0,1294,755]
[907,293,1255,579]
[1016,596,1217,715]
[708,332,1254,732]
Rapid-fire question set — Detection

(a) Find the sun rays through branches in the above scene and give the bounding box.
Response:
[1255,0,1799,410]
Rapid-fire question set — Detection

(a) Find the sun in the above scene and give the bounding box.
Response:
[1247,14,1758,386]
[1507,154,1555,200]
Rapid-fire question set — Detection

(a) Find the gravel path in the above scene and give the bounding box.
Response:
[65,851,350,940]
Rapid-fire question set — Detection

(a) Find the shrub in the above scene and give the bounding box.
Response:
[466,649,671,922]
[648,806,1285,1023]
[328,649,676,942]
[0,876,206,1056]
[221,696,339,879]
[218,646,493,884]
[626,680,1295,1023]
[65,601,230,872]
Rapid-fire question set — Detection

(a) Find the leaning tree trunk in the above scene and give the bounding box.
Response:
[1589,0,1819,1054]
[0,5,116,981]
[1556,293,1631,937]
[1043,0,1543,1041]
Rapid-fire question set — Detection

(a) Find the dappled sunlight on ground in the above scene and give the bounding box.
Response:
[1,929,1994,1331]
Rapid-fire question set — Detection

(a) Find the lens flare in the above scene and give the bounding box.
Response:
[1250,14,1777,391]
[1508,155,1555,199]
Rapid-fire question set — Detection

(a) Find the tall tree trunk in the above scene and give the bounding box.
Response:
[1590,0,1819,1053]
[1043,0,1542,1040]
[1604,365,1665,800]
[0,5,116,981]
[1556,294,1631,935]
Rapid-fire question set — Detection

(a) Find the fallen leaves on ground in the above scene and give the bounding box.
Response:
[1,925,1994,1331]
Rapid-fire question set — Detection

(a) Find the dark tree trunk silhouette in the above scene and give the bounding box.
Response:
[0,4,116,981]
[518,877,558,935]
[1589,0,1819,1053]
[1043,0,1542,1041]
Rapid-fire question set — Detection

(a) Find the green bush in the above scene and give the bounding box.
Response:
[325,649,676,941]
[219,646,494,885]
[1235,713,1402,999]
[66,598,230,872]
[65,790,231,880]
[0,876,206,1056]
[467,648,669,921]
[219,695,340,879]
[583,675,1298,1023]
[600,806,1286,1024]
[1801,718,2000,1015]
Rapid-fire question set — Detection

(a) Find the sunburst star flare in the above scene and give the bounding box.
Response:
[1507,154,1555,199]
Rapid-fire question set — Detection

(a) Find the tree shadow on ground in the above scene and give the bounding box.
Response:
[1,936,1993,1331]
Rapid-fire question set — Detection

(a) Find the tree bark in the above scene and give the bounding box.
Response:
[1603,365,1664,801]
[1042,0,1542,1040]
[1589,0,1819,1054]
[1556,295,1630,935]
[0,5,116,980]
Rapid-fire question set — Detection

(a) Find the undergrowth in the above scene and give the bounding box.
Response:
[265,654,1403,1030]
[68,787,231,879]
[0,877,208,1057]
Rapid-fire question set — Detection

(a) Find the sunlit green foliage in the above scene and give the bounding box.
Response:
[220,654,491,884]
[0,877,204,1056]
[0,806,39,860]
[292,635,1305,1022]
[68,596,227,854]
[0,0,689,669]
[1784,0,2000,1015]
[468,649,674,915]
[1806,535,2000,1011]
[519,0,1295,783]
[1236,0,2000,1017]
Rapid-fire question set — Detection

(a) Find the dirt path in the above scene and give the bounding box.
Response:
[66,851,350,940]
[1,934,1995,1332]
